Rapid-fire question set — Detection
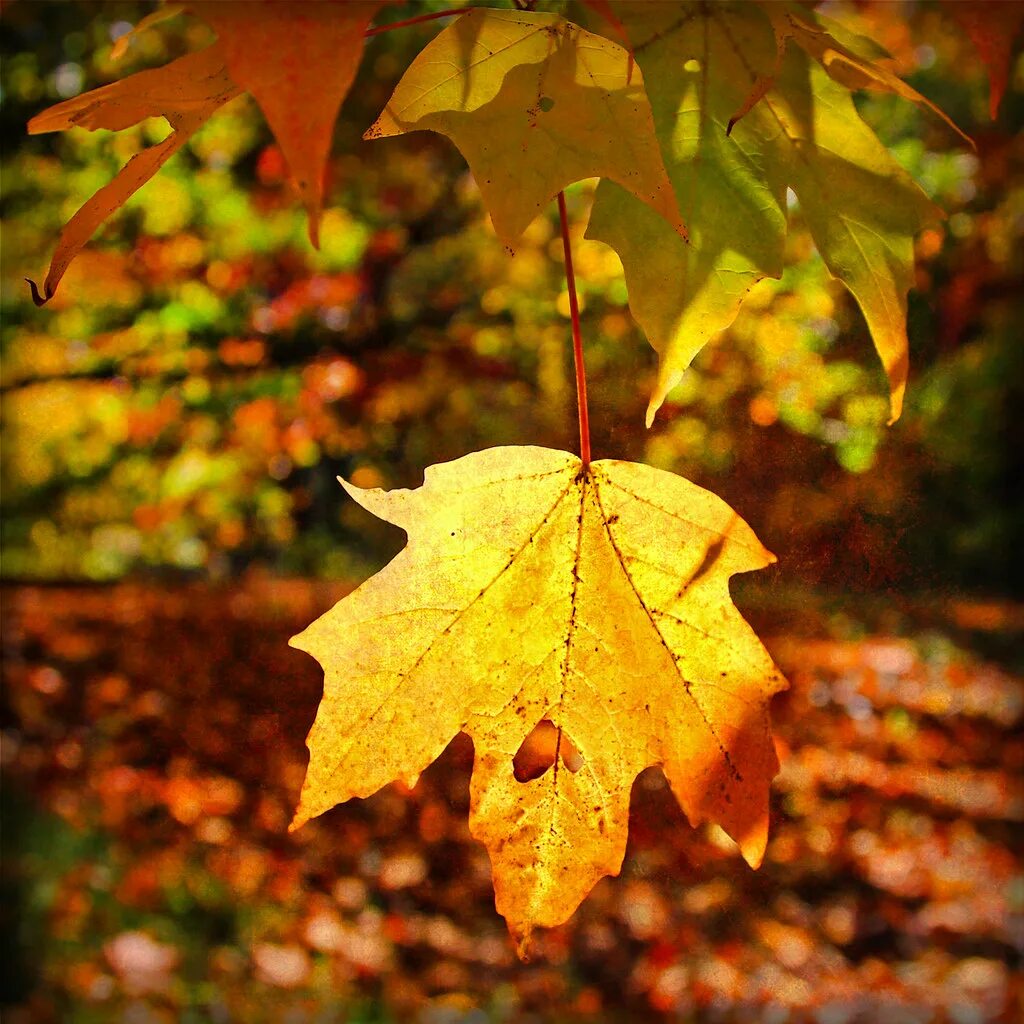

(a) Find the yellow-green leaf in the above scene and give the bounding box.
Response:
[290,446,786,952]
[587,1,947,425]
[770,48,941,424]
[587,2,787,426]
[771,4,971,146]
[364,7,686,251]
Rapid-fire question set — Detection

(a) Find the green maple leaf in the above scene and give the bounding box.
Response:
[587,1,957,425]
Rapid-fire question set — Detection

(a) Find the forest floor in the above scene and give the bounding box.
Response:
[2,578,1022,1024]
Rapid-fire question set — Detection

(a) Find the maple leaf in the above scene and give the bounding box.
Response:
[192,1,383,247]
[26,46,241,306]
[945,0,1024,119]
[763,5,968,141]
[27,0,381,305]
[364,7,686,251]
[290,446,787,951]
[586,1,953,425]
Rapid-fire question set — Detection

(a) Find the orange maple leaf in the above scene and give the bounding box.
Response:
[27,0,382,305]
[26,45,240,307]
[194,1,382,247]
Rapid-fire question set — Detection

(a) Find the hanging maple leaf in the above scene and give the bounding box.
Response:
[762,4,967,138]
[586,1,960,425]
[945,0,1024,119]
[25,45,241,306]
[27,0,381,305]
[290,446,787,951]
[364,7,686,251]
[193,0,383,247]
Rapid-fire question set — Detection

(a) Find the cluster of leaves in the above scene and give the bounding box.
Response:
[3,2,1016,586]
[3,581,1022,1020]
[24,0,987,425]
[5,0,1023,948]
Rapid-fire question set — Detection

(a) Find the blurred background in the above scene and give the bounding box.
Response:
[1,1,1022,1021]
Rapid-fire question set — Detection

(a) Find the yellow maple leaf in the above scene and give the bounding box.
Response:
[364,7,686,251]
[290,446,787,952]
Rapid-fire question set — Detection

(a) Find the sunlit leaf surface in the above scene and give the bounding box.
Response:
[587,1,949,424]
[291,446,786,949]
[366,7,685,250]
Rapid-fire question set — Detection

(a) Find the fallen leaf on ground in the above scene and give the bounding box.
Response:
[290,446,786,952]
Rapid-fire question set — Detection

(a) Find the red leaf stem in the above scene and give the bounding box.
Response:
[557,190,591,468]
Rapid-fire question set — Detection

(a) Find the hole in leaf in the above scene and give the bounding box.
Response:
[684,58,701,73]
[513,719,585,782]
[538,95,555,113]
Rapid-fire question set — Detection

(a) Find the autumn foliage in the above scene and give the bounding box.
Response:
[3,0,1023,1019]
[4,582,1022,1018]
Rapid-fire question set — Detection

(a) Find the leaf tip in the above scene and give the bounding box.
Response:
[737,815,769,870]
[362,117,386,142]
[887,384,905,426]
[26,278,51,307]
[646,367,683,428]
[336,475,362,500]
[109,37,131,63]
[336,473,397,522]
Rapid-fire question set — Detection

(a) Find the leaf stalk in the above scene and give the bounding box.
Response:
[365,7,469,38]
[557,191,592,468]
